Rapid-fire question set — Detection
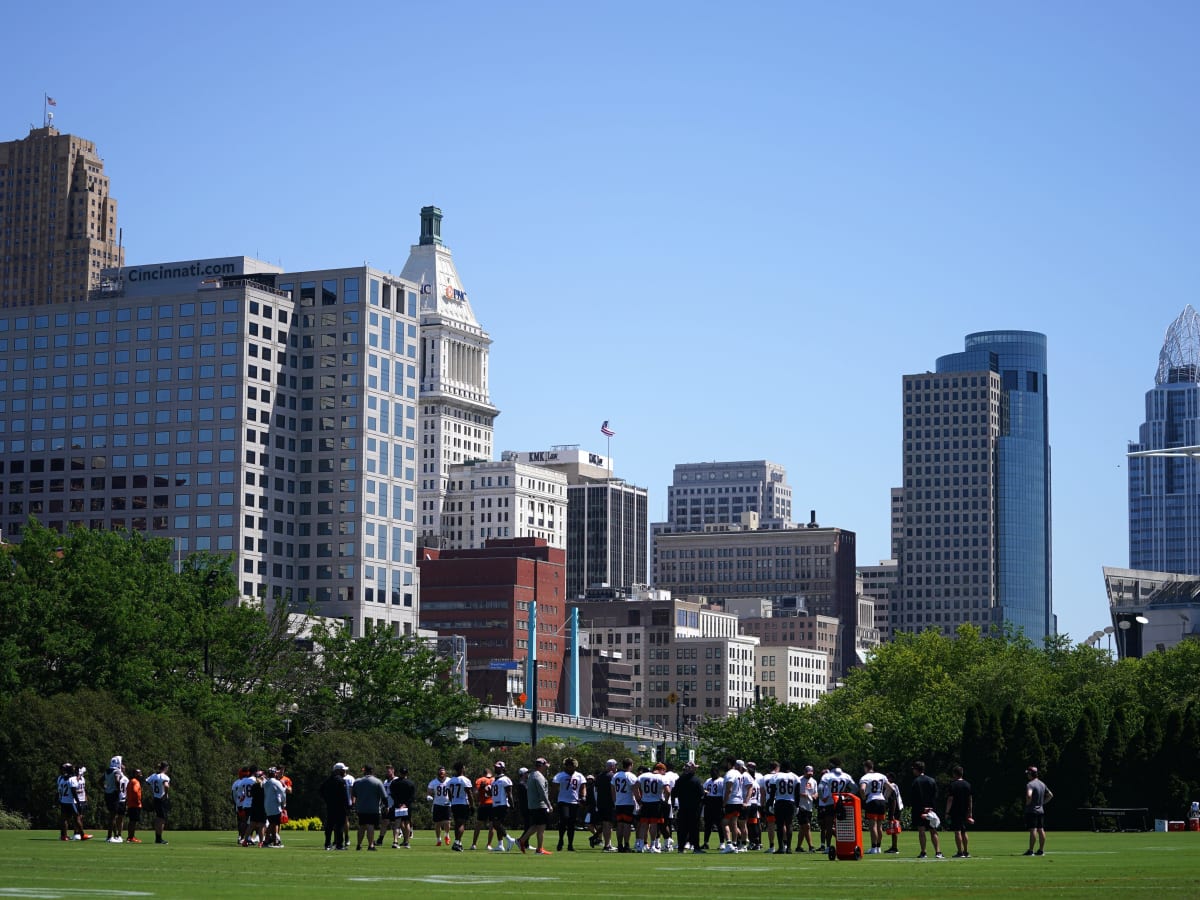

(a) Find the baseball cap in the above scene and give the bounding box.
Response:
[332,762,346,772]
[735,759,746,768]
[605,758,618,769]
[518,767,529,775]
[535,757,548,767]
[494,761,506,770]
[267,766,278,776]
[684,761,697,769]
[109,756,123,769]
[805,765,814,773]
[1026,766,1038,776]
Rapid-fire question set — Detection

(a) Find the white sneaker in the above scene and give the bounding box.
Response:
[650,845,661,853]
[720,844,736,854]
[112,836,123,843]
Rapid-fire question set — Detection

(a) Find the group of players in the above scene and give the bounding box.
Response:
[56,757,172,846]
[297,754,912,857]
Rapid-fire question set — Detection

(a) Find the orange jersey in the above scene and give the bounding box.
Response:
[475,776,494,806]
[126,778,143,810]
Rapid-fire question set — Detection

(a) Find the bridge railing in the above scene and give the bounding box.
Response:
[482,704,676,742]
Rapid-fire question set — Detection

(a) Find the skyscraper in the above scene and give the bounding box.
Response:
[1128,305,1200,574]
[0,126,124,308]
[896,330,1053,641]
[403,207,498,548]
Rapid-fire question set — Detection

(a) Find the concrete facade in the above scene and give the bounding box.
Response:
[441,459,567,550]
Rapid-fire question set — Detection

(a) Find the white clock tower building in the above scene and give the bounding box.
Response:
[401,207,499,547]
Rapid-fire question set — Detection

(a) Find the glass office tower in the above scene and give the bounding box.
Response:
[898,330,1053,642]
[1128,305,1200,574]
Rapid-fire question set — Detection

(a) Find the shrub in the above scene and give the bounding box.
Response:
[0,805,30,829]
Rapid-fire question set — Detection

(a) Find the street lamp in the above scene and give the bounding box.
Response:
[675,691,690,743]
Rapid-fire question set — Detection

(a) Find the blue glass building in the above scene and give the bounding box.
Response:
[1128,306,1200,574]
[898,330,1053,642]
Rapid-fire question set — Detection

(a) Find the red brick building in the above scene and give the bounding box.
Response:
[418,538,566,712]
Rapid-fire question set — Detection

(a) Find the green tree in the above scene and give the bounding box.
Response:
[302,621,483,740]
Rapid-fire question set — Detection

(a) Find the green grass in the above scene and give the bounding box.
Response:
[1,829,1198,898]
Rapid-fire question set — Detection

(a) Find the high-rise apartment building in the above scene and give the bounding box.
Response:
[504,447,648,598]
[404,207,498,548]
[0,126,124,307]
[897,330,1053,641]
[1128,305,1200,574]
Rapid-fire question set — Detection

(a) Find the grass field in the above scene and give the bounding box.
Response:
[1,828,1197,898]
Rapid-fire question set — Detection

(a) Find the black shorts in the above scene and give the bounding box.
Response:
[615,806,636,824]
[357,812,380,826]
[950,815,970,832]
[796,805,814,824]
[432,805,451,823]
[528,808,549,826]
[774,800,796,823]
[126,808,142,824]
[267,813,282,827]
[723,803,743,819]
[59,802,77,819]
[451,806,471,825]
[865,799,888,819]
[105,793,122,814]
[1025,811,1045,829]
[596,806,615,824]
[818,804,836,822]
[153,798,170,820]
[490,806,509,827]
[639,801,663,824]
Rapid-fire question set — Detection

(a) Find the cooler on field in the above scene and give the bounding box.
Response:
[828,792,863,860]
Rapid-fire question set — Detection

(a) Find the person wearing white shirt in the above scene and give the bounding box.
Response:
[702,765,726,849]
[772,763,801,854]
[551,757,586,852]
[488,762,518,852]
[721,757,749,853]
[428,766,453,847]
[145,762,171,845]
[447,762,474,851]
[634,763,668,852]
[859,760,892,854]
[612,758,638,852]
[797,765,819,852]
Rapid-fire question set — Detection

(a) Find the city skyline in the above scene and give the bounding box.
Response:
[6,2,1200,644]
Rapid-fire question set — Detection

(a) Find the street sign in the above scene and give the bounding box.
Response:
[489,660,520,670]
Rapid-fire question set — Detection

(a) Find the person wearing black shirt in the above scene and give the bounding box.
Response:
[909,761,944,859]
[672,761,705,853]
[946,766,974,858]
[320,763,351,850]
[389,767,416,848]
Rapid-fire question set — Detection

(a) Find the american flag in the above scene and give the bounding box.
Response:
[600,420,615,437]
[46,96,57,107]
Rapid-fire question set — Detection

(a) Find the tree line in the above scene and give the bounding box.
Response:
[695,625,1200,826]
[0,522,483,828]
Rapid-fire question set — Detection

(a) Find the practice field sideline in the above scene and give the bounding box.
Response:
[1,830,1197,898]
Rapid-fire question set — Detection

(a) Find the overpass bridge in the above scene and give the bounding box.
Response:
[466,705,681,752]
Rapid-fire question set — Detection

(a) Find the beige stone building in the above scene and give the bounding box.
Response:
[1,126,124,308]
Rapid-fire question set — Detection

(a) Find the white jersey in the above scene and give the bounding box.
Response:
[636,772,666,802]
[114,771,129,803]
[233,775,254,808]
[662,771,679,806]
[343,773,355,806]
[860,772,889,803]
[889,779,903,811]
[553,770,586,804]
[448,775,472,806]
[724,768,745,804]
[74,774,88,804]
[146,772,170,800]
[612,770,637,807]
[491,774,513,807]
[428,777,453,807]
[741,772,757,806]
[752,774,769,806]
[773,771,800,802]
[703,776,725,799]
[798,774,818,810]
[57,775,75,805]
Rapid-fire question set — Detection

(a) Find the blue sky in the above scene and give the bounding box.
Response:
[6,1,1200,643]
